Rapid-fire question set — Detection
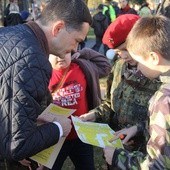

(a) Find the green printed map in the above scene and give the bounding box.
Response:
[72,116,123,149]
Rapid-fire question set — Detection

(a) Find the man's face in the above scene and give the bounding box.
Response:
[129,52,161,79]
[119,0,128,9]
[50,22,89,59]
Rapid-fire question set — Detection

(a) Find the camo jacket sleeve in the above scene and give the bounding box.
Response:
[91,66,115,124]
[111,81,170,170]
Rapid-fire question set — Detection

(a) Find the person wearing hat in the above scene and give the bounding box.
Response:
[80,14,161,168]
[104,15,170,170]
[20,10,32,23]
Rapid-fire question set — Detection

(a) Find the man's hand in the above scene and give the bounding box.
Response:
[103,147,115,165]
[19,159,32,170]
[54,117,72,137]
[36,165,44,170]
[79,111,96,122]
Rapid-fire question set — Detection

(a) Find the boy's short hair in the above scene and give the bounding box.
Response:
[127,15,170,61]
[38,0,92,31]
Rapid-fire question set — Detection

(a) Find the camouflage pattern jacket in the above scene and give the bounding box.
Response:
[111,71,170,170]
[92,59,161,151]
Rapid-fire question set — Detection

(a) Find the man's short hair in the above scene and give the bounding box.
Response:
[127,16,170,60]
[38,0,92,31]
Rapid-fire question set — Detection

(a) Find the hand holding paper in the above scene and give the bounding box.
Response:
[79,111,96,122]
[30,104,76,169]
[72,116,123,149]
[53,117,72,137]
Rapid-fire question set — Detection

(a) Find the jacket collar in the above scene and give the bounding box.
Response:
[159,70,170,84]
[26,21,49,57]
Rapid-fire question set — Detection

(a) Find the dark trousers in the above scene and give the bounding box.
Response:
[92,36,108,55]
[51,138,95,170]
[0,158,38,170]
[92,36,102,52]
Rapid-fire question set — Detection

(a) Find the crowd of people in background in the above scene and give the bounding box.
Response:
[3,0,170,29]
[3,0,44,27]
[90,0,170,55]
[1,0,170,170]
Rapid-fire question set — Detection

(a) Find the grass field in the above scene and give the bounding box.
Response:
[87,27,95,39]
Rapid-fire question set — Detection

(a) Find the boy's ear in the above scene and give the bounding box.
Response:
[52,20,65,37]
[149,52,160,65]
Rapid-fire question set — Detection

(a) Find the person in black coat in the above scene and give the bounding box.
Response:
[0,0,92,169]
[164,0,170,19]
[91,4,109,54]
[5,2,23,26]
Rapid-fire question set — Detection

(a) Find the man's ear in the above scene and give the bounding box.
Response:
[149,52,160,65]
[52,20,65,37]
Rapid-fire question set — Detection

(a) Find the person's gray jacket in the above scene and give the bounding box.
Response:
[0,22,60,161]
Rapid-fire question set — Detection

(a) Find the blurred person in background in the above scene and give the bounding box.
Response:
[4,0,23,26]
[92,4,110,54]
[118,0,138,15]
[164,0,170,19]
[20,10,33,23]
[138,1,152,17]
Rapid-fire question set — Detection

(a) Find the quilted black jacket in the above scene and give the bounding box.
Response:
[0,23,60,161]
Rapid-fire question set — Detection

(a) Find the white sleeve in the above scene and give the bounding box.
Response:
[52,122,63,137]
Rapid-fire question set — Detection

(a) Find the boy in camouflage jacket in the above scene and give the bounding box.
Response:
[80,14,161,158]
[104,15,170,170]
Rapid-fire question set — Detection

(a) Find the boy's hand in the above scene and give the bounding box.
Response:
[114,125,137,144]
[103,147,115,165]
[71,52,80,60]
[79,112,96,122]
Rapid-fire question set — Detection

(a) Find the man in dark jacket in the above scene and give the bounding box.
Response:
[92,4,109,54]
[0,0,92,169]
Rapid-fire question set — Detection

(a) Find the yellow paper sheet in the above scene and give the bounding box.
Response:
[30,104,76,169]
[72,116,123,149]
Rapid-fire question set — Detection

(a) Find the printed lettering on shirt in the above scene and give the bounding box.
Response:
[53,82,83,107]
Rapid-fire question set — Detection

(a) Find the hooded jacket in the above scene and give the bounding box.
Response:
[92,11,109,37]
[0,22,60,161]
[6,13,23,26]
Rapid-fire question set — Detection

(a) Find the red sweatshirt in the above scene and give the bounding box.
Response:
[49,63,88,140]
